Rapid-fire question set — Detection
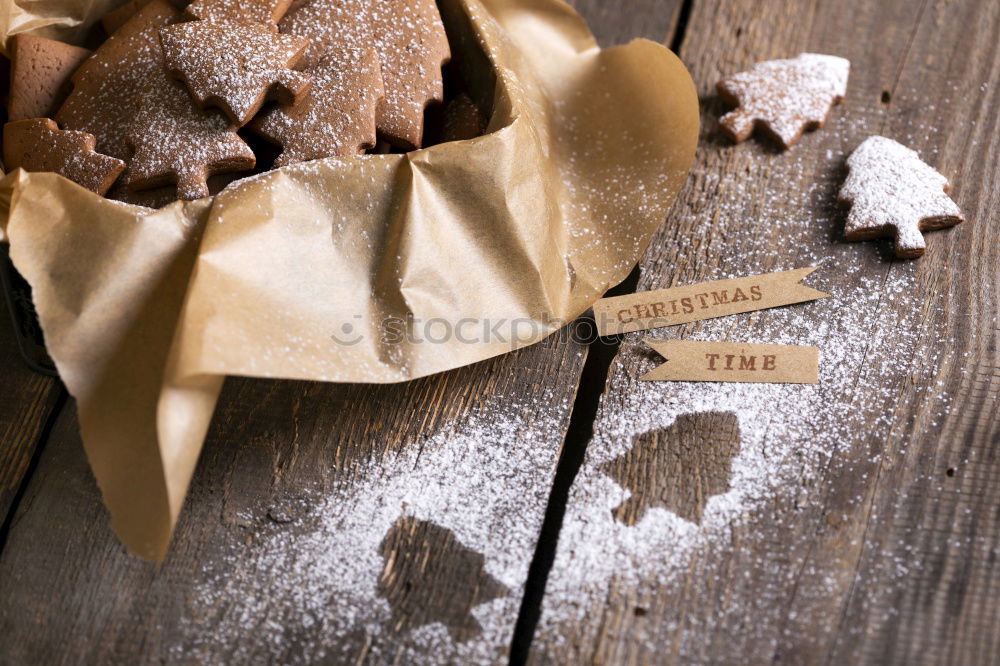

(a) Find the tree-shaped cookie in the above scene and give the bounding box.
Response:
[370,0,451,149]
[250,0,385,164]
[55,0,255,201]
[159,19,312,126]
[717,53,849,149]
[270,0,448,155]
[839,136,964,259]
[56,0,181,161]
[3,119,125,195]
[250,48,384,166]
[125,71,256,200]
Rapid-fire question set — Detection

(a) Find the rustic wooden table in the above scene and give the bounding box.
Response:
[1,0,997,663]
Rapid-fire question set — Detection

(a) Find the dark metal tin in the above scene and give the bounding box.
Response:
[1,244,58,376]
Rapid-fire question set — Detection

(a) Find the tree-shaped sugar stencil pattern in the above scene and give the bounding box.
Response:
[377,516,509,643]
[601,411,741,525]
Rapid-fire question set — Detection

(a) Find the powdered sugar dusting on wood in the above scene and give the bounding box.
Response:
[171,386,576,664]
[538,262,966,652]
[536,102,970,653]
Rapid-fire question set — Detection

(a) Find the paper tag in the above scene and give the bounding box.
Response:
[641,340,819,384]
[595,267,828,336]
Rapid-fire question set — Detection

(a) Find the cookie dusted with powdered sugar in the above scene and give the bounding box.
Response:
[3,119,125,195]
[717,53,849,149]
[275,0,450,151]
[839,136,964,259]
[250,0,385,164]
[125,72,256,200]
[160,20,312,126]
[370,0,451,149]
[56,0,179,163]
[252,48,384,166]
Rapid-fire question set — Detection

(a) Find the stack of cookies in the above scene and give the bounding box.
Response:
[2,0,483,207]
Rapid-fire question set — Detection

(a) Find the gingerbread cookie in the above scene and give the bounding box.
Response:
[370,0,451,149]
[839,136,963,259]
[251,47,384,166]
[56,0,255,201]
[7,34,92,122]
[125,67,256,200]
[441,94,486,142]
[251,0,384,164]
[159,20,312,126]
[184,0,293,31]
[3,118,125,195]
[717,53,849,149]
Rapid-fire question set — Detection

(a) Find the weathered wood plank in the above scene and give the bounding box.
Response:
[0,331,586,664]
[0,248,63,525]
[570,0,683,48]
[533,0,999,663]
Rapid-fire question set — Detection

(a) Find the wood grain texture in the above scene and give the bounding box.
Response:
[568,0,683,48]
[601,411,741,525]
[0,251,63,524]
[0,331,586,664]
[533,0,999,663]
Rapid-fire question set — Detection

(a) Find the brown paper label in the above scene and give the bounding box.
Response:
[595,267,828,336]
[641,340,819,384]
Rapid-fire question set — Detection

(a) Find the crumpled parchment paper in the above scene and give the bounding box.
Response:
[0,0,699,559]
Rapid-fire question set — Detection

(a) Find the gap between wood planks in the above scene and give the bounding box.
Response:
[0,389,67,555]
[507,2,696,662]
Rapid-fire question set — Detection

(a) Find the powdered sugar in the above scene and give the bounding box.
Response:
[535,259,964,656]
[170,384,577,664]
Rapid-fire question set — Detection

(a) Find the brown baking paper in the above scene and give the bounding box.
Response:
[0,0,123,50]
[594,267,829,336]
[641,340,820,383]
[0,0,699,559]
